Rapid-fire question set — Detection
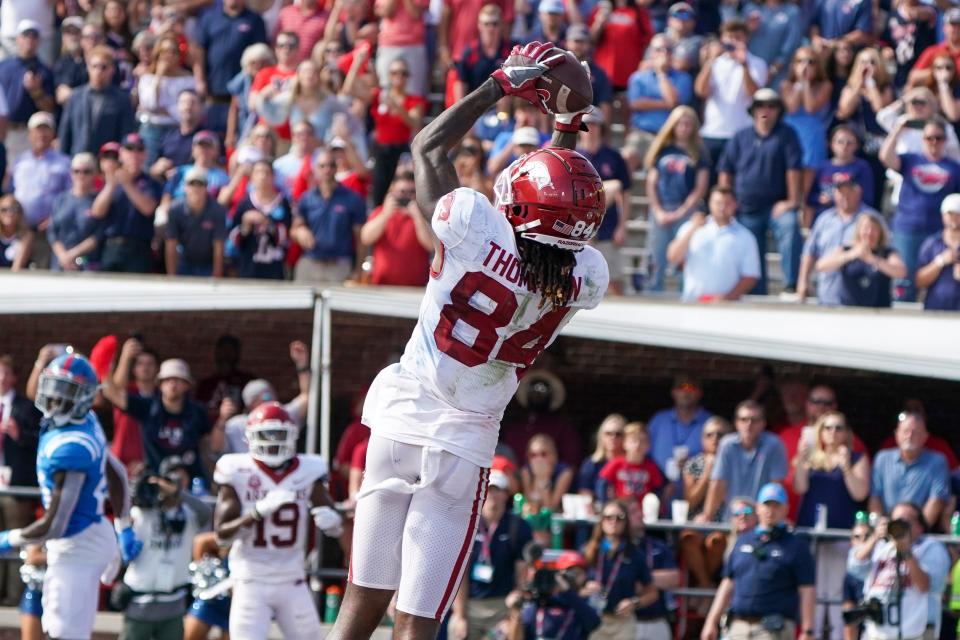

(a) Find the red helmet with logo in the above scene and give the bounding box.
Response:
[494,147,605,250]
[245,402,298,466]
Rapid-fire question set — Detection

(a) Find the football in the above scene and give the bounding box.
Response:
[504,48,593,114]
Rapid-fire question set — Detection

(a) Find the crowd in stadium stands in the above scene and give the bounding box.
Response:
[5,334,960,639]
[0,0,959,309]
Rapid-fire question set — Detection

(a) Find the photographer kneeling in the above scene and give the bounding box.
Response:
[847,502,950,640]
[504,550,601,640]
[116,456,213,640]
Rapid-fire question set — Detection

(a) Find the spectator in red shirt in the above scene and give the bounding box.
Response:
[588,0,653,90]
[275,0,330,62]
[345,57,426,206]
[359,170,433,286]
[249,31,302,140]
[598,421,666,506]
[909,8,960,88]
[374,0,430,96]
[110,337,160,477]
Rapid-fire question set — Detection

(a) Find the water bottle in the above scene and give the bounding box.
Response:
[190,477,208,497]
[512,493,525,516]
[324,584,343,623]
[951,512,960,537]
[550,516,564,549]
[855,510,869,526]
[815,504,828,531]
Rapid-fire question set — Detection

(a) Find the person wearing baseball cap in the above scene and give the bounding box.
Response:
[564,24,614,120]
[0,17,55,170]
[664,2,703,72]
[163,163,228,277]
[717,86,803,295]
[7,109,70,268]
[701,482,815,640]
[102,358,211,481]
[797,162,890,304]
[450,468,533,640]
[916,193,960,310]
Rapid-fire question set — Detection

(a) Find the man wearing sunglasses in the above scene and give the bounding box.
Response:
[702,483,815,640]
[47,152,102,271]
[647,374,711,489]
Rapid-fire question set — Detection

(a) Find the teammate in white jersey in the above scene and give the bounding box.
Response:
[213,402,343,640]
[330,42,609,640]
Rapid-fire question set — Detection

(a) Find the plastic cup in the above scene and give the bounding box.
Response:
[671,500,689,524]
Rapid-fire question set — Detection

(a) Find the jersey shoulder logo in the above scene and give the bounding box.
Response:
[437,191,457,221]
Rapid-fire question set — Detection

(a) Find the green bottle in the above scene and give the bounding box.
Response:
[855,510,869,526]
[513,493,526,516]
[550,516,564,549]
[951,512,960,536]
[324,585,342,623]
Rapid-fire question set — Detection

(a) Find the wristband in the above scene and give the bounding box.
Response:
[295,364,310,373]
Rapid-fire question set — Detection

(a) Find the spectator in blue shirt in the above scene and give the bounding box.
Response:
[718,88,804,294]
[506,551,601,640]
[48,153,103,272]
[0,20,55,162]
[627,35,693,136]
[90,136,163,273]
[797,173,885,304]
[58,45,137,157]
[625,501,681,640]
[701,483,815,640]
[291,149,367,284]
[647,374,711,485]
[164,166,227,278]
[868,409,950,527]
[808,125,877,218]
[915,192,960,310]
[880,118,960,301]
[149,89,207,182]
[192,0,267,133]
[696,399,787,521]
[643,106,710,292]
[581,500,659,639]
[577,414,627,503]
[450,470,533,640]
[102,358,212,482]
[809,0,873,54]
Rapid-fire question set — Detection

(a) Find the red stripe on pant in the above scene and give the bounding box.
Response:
[434,467,489,620]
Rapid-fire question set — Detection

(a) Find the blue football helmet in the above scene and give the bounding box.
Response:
[35,353,99,427]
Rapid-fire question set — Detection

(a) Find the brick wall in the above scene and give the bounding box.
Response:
[3,309,958,455]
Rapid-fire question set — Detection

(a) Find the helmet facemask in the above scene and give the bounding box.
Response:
[245,419,298,467]
[35,373,95,427]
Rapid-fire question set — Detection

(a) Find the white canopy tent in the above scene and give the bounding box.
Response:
[4,273,959,462]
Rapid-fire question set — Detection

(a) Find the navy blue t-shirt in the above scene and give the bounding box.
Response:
[717,123,802,211]
[586,542,652,613]
[589,61,614,107]
[519,591,601,640]
[466,512,533,599]
[230,194,292,279]
[895,153,960,234]
[840,248,894,308]
[296,184,367,260]
[633,536,676,618]
[159,127,203,168]
[809,158,876,214]
[581,146,630,241]
[917,233,960,310]
[455,40,514,96]
[0,56,55,123]
[577,457,606,495]
[124,395,211,479]
[47,192,103,268]
[811,0,872,39]
[104,173,164,241]
[195,5,267,97]
[653,145,710,211]
[724,528,815,621]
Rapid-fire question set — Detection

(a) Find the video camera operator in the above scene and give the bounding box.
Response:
[847,502,949,640]
[504,549,601,640]
[115,456,213,640]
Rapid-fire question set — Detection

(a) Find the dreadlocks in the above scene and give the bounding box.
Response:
[517,237,577,308]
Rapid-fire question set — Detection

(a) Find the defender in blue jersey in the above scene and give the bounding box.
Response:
[0,353,133,640]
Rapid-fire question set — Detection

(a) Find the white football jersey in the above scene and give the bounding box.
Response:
[214,453,328,583]
[362,187,608,468]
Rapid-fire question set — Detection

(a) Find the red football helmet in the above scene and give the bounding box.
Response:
[245,402,298,466]
[494,147,605,250]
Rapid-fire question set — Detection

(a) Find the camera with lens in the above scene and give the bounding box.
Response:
[133,475,162,509]
[842,598,885,626]
[886,518,910,540]
[518,542,576,607]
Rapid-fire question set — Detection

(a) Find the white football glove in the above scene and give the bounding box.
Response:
[311,506,344,537]
[253,489,296,519]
